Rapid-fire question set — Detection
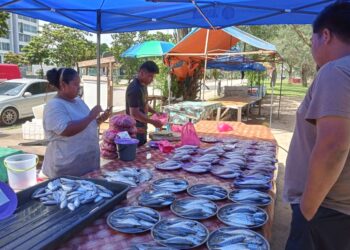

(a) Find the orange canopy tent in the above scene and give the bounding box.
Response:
[164,27,277,82]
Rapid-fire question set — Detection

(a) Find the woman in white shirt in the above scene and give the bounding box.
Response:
[42,68,110,178]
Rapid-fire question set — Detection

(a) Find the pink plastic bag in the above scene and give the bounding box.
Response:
[157,140,175,153]
[151,113,168,125]
[171,124,183,133]
[217,123,233,132]
[181,122,200,146]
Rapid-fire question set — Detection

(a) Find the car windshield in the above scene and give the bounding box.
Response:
[0,82,26,96]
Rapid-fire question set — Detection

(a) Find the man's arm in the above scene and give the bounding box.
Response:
[147,104,157,114]
[300,116,350,220]
[129,107,162,128]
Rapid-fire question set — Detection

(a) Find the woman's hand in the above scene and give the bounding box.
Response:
[96,106,113,124]
[90,105,103,120]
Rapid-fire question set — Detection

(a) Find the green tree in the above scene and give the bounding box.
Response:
[110,32,141,83]
[0,12,9,37]
[272,25,315,86]
[40,24,96,67]
[22,35,51,71]
[173,28,191,43]
[4,51,27,65]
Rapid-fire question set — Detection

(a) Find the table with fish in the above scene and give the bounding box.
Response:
[59,121,277,250]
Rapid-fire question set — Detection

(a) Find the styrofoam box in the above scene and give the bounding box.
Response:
[22,119,45,140]
[32,104,46,119]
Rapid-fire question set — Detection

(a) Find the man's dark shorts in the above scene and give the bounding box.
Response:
[286,204,350,250]
[136,133,147,146]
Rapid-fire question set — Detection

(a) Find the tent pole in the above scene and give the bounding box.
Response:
[277,61,284,119]
[202,29,210,100]
[167,73,171,106]
[269,76,274,128]
[96,11,101,107]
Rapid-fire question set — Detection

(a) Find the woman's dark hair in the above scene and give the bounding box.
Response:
[313,2,350,44]
[46,68,78,89]
[139,61,159,74]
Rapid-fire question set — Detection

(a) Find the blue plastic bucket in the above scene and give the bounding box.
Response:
[115,138,139,161]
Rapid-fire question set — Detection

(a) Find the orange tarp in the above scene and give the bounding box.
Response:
[164,29,239,81]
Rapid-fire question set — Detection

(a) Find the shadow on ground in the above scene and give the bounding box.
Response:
[270,163,291,250]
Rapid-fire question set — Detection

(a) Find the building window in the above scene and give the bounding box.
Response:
[0,42,10,51]
[19,23,37,33]
[19,33,32,42]
[18,15,37,23]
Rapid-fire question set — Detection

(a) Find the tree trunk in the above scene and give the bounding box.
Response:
[271,69,277,87]
[288,67,293,83]
[174,28,190,43]
[301,64,308,87]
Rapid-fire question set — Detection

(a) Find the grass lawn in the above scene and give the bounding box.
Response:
[264,81,309,97]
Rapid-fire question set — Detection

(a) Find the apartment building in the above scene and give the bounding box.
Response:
[0,13,39,63]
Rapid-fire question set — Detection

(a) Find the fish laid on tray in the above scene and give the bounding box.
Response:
[138,189,176,208]
[200,146,226,156]
[187,184,228,201]
[200,136,220,143]
[192,154,220,164]
[129,243,177,250]
[107,206,160,233]
[218,204,268,228]
[182,162,212,173]
[229,189,272,206]
[207,227,270,250]
[233,176,271,191]
[152,218,209,249]
[171,197,217,220]
[104,167,152,187]
[152,178,189,193]
[31,178,113,211]
[156,160,183,170]
[210,165,242,179]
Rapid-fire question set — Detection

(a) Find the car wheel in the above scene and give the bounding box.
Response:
[1,107,19,126]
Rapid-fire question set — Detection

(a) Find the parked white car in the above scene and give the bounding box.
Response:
[0,78,57,126]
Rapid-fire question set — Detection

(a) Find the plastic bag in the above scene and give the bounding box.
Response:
[151,113,168,125]
[181,122,200,146]
[217,123,233,132]
[157,140,175,153]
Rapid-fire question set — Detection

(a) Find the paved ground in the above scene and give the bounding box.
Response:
[0,81,303,250]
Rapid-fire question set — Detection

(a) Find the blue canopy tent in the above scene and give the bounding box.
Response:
[0,0,341,112]
[207,55,266,71]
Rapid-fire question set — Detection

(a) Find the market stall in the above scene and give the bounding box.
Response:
[210,96,262,122]
[162,101,221,125]
[53,120,277,250]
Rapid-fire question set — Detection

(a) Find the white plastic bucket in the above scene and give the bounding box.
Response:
[4,154,38,190]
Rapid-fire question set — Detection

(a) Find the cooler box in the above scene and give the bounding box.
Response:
[0,147,23,182]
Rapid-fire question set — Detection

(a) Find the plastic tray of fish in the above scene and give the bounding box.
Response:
[104,167,153,187]
[0,176,129,250]
[187,184,228,201]
[228,189,272,207]
[138,189,176,208]
[221,138,239,144]
[182,162,212,173]
[171,197,217,220]
[233,176,272,191]
[152,178,189,193]
[211,165,242,179]
[107,206,160,233]
[200,136,220,143]
[152,218,209,249]
[217,204,268,229]
[207,227,270,250]
[155,160,183,170]
[129,243,177,250]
